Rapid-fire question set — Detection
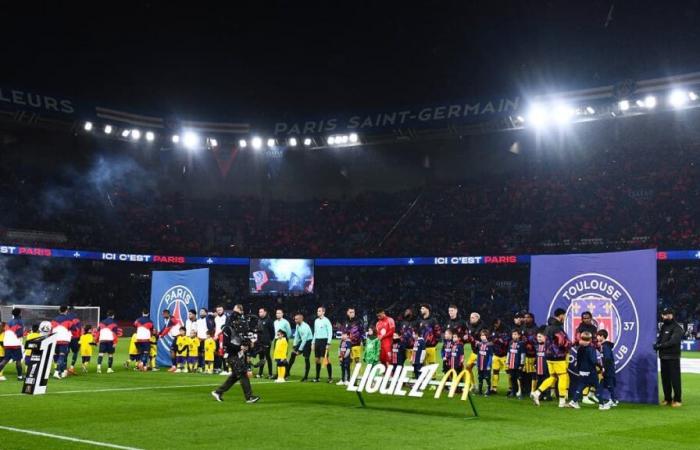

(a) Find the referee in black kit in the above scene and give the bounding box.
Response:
[654,307,684,407]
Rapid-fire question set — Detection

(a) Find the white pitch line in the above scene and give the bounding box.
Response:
[0,380,278,397]
[0,424,143,450]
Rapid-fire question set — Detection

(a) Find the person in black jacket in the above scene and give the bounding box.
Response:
[654,307,684,407]
[255,307,276,379]
[211,339,260,403]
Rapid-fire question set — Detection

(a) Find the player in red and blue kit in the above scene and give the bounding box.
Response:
[596,329,618,406]
[534,330,551,401]
[411,331,426,378]
[133,309,154,371]
[506,329,526,399]
[159,309,182,372]
[476,330,493,396]
[390,332,406,369]
[441,329,454,373]
[447,333,464,372]
[569,332,612,410]
[0,308,24,381]
[52,305,74,379]
[67,305,83,373]
[96,310,121,373]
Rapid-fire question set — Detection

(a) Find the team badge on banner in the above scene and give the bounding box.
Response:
[150,268,209,367]
[529,249,657,403]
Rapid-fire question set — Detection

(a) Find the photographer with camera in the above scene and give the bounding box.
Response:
[211,305,261,403]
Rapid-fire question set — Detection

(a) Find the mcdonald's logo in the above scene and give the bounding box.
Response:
[434,368,472,401]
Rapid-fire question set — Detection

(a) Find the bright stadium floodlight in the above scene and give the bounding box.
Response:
[586,106,595,114]
[303,137,312,146]
[349,133,358,143]
[251,136,263,150]
[131,129,141,140]
[84,121,93,131]
[104,124,113,134]
[643,95,657,109]
[327,136,336,145]
[288,137,298,147]
[527,104,548,128]
[267,138,276,148]
[669,90,688,108]
[618,100,630,111]
[553,104,575,125]
[172,134,180,144]
[183,131,200,149]
[690,91,699,101]
[208,138,218,148]
[121,129,131,138]
[238,139,247,148]
[145,131,155,142]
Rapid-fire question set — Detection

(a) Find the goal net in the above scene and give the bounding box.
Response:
[0,305,100,329]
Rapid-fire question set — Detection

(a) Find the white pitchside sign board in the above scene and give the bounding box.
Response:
[22,334,57,395]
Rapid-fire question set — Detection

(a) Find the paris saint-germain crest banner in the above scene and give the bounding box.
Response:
[150,268,209,367]
[529,249,658,404]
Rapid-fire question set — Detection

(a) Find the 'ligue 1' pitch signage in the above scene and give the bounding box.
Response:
[346,363,478,418]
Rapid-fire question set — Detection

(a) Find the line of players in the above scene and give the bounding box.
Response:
[334,303,619,410]
[0,303,618,411]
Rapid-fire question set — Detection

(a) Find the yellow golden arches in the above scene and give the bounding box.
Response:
[434,368,471,401]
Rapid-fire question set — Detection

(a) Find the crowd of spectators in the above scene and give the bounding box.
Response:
[1,121,700,327]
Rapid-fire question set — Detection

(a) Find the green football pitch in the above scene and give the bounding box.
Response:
[0,343,698,450]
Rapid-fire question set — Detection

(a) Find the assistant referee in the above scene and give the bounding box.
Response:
[311,306,333,383]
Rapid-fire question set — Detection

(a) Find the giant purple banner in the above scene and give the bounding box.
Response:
[529,249,658,404]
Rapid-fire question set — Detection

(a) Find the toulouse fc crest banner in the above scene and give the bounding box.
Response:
[150,268,209,367]
[529,249,657,404]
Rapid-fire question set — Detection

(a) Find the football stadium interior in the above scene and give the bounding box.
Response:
[1,3,700,450]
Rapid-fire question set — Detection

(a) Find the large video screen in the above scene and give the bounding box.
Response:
[249,258,315,295]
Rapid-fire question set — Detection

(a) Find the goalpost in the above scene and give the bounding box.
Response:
[0,305,100,329]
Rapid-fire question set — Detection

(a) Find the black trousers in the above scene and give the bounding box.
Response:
[288,350,311,379]
[660,358,682,403]
[258,345,273,376]
[215,372,253,400]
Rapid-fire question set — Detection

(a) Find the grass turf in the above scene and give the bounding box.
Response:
[0,343,698,450]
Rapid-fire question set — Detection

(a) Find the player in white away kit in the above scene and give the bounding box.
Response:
[51,306,74,379]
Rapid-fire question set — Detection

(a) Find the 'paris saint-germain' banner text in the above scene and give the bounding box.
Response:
[150,268,209,367]
[529,249,658,404]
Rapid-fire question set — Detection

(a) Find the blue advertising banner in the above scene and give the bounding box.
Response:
[529,249,658,404]
[150,268,209,367]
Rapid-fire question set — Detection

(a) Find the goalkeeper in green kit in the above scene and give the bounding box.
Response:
[363,327,380,365]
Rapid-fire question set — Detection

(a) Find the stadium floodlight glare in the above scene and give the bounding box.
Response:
[84,121,93,131]
[527,104,548,128]
[251,136,263,150]
[238,139,247,148]
[669,90,688,108]
[553,104,575,125]
[349,133,358,143]
[208,138,218,148]
[145,131,155,142]
[303,137,312,146]
[172,134,180,144]
[267,138,276,148]
[643,95,657,109]
[131,129,141,140]
[104,124,113,134]
[327,136,336,145]
[586,106,595,114]
[618,100,630,111]
[121,129,131,138]
[288,137,298,147]
[183,131,200,149]
[690,91,699,101]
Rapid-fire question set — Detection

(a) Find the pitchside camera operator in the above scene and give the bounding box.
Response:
[211,304,262,403]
